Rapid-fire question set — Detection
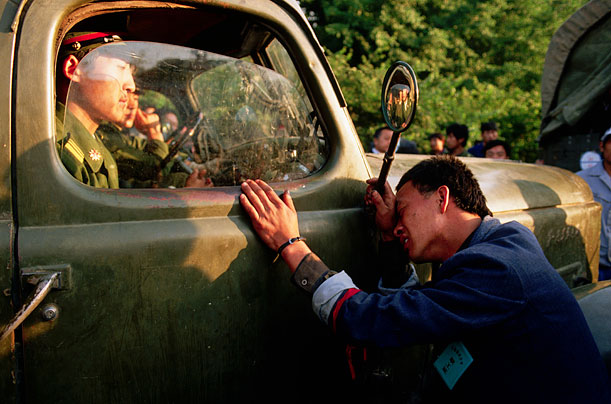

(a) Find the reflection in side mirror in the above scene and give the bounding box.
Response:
[375,61,419,195]
[381,62,418,133]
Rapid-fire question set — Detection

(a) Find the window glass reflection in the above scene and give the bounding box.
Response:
[57,41,328,188]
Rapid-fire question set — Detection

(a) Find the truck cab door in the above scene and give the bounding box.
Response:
[0,0,19,401]
[8,1,374,402]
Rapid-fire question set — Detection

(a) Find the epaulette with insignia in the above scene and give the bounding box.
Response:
[64,136,85,163]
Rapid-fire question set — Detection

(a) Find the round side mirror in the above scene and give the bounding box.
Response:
[381,61,419,133]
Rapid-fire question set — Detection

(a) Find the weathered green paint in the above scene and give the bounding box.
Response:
[7,0,373,401]
[0,0,602,402]
[0,0,17,400]
[18,210,374,402]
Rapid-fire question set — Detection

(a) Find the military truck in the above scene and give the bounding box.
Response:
[539,0,611,172]
[0,0,604,402]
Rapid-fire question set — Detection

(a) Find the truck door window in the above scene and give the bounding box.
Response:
[266,39,308,104]
[57,41,328,188]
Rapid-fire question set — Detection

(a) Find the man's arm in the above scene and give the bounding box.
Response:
[239,177,404,290]
[240,177,400,264]
[239,179,439,345]
[240,179,313,271]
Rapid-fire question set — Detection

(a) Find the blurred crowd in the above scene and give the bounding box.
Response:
[370,121,511,160]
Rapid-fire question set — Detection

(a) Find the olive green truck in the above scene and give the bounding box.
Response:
[0,0,606,402]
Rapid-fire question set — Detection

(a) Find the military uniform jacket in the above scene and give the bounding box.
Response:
[97,122,169,185]
[56,104,119,189]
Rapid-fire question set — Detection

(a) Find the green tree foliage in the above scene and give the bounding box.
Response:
[300,0,586,161]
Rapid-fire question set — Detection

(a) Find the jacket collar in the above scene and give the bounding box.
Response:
[468,216,500,247]
[590,161,607,177]
[589,161,611,191]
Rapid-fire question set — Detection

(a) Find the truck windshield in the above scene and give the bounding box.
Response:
[58,41,328,188]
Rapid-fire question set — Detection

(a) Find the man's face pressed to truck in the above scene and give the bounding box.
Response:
[394,181,451,263]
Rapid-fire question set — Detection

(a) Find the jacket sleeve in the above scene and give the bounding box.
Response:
[314,247,528,348]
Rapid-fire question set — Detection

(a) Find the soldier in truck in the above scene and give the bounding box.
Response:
[55,32,210,188]
[55,32,129,188]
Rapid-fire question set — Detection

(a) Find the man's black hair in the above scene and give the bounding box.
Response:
[374,126,391,139]
[484,139,511,156]
[396,155,492,219]
[481,121,498,132]
[428,132,443,141]
[446,123,469,145]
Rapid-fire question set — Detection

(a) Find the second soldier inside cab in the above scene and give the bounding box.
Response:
[96,88,203,188]
[96,89,169,188]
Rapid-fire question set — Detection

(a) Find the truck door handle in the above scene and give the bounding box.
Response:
[0,265,71,341]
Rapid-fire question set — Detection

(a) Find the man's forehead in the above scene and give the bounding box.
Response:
[397,181,437,206]
[488,145,506,155]
[80,53,131,74]
[396,182,418,206]
[91,53,129,65]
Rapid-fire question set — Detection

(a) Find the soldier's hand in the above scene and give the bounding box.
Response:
[365,177,396,241]
[135,108,164,141]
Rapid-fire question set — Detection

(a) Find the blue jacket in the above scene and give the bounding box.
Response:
[468,141,484,157]
[578,161,611,270]
[308,217,610,403]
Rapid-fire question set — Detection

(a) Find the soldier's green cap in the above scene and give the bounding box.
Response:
[59,31,123,61]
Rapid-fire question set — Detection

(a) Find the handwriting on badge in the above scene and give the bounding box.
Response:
[433,341,474,390]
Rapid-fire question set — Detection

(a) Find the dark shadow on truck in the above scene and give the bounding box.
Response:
[514,179,592,286]
[220,176,387,403]
[12,141,366,403]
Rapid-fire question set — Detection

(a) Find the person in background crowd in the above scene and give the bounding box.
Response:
[443,123,470,157]
[577,126,611,281]
[469,121,499,157]
[371,126,418,154]
[484,139,511,160]
[428,132,445,155]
